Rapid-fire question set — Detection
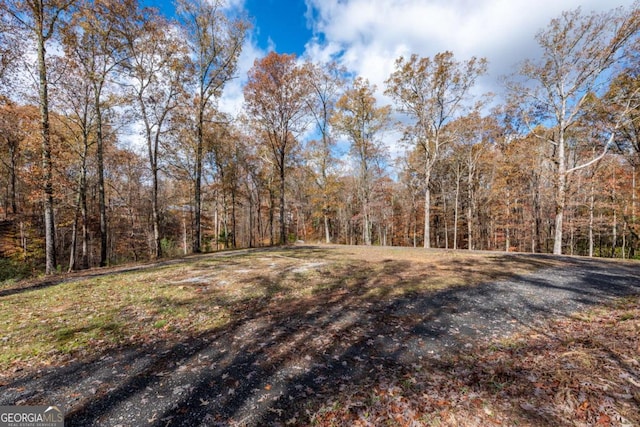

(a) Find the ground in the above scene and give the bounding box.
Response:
[0,245,639,426]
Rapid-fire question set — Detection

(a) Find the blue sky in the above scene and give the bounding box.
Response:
[146,0,312,55]
[144,0,637,147]
[151,0,634,105]
[244,0,311,54]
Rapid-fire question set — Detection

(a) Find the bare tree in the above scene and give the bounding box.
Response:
[175,0,248,253]
[3,0,77,274]
[506,5,640,255]
[121,8,188,258]
[385,52,487,248]
[332,77,391,246]
[63,0,134,267]
[305,62,345,243]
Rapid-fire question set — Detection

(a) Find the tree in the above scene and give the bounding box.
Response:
[3,0,77,274]
[175,0,248,253]
[0,101,37,217]
[507,5,640,255]
[385,52,487,248]
[0,6,24,93]
[447,111,499,250]
[332,77,391,246]
[244,52,312,245]
[205,116,243,250]
[120,7,187,258]
[50,50,95,270]
[61,0,133,267]
[608,48,640,255]
[305,61,345,243]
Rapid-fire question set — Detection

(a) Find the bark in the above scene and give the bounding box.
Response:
[467,158,475,251]
[193,112,203,253]
[36,17,56,275]
[151,161,161,257]
[442,184,449,249]
[8,141,17,215]
[553,137,567,255]
[68,200,78,272]
[95,92,107,266]
[323,211,330,244]
[423,169,431,248]
[279,149,286,245]
[589,182,595,258]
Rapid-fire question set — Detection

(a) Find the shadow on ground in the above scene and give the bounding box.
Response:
[1,247,639,426]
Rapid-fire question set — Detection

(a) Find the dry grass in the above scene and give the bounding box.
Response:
[1,244,637,426]
[0,245,559,373]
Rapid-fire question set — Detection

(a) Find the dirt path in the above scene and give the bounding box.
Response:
[1,251,639,426]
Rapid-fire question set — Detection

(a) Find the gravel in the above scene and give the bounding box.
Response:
[1,254,638,426]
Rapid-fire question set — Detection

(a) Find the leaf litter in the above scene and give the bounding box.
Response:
[0,245,638,426]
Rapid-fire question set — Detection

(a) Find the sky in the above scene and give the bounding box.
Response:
[202,0,635,114]
[150,0,637,148]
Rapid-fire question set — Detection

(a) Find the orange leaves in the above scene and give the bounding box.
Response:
[244,51,312,138]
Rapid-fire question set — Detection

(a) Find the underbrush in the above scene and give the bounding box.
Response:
[0,258,36,283]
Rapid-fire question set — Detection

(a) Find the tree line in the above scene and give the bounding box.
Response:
[0,0,639,276]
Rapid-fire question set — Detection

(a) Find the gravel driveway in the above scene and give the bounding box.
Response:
[1,253,639,426]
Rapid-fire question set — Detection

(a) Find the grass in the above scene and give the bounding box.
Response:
[1,244,638,426]
[0,245,560,373]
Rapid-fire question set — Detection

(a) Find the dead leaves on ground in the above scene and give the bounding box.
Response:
[307,297,640,427]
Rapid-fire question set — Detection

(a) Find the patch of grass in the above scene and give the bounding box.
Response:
[153,319,168,329]
[0,246,563,373]
[620,312,635,321]
[0,258,36,284]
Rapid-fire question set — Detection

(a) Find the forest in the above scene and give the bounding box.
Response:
[0,0,639,276]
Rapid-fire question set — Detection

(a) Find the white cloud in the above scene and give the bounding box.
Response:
[303,0,636,98]
[218,33,267,116]
[295,0,636,159]
[220,0,635,160]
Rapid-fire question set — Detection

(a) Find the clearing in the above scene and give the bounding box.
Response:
[0,244,639,426]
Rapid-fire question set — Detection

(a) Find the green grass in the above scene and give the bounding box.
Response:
[0,258,36,282]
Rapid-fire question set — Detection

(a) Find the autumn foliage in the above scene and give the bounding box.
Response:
[0,1,639,276]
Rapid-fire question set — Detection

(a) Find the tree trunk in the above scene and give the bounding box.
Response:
[231,188,237,248]
[269,186,275,246]
[553,139,567,255]
[8,142,17,215]
[279,154,286,245]
[37,23,56,275]
[632,167,637,257]
[323,191,331,243]
[363,195,371,246]
[612,209,617,258]
[442,185,448,249]
[80,173,89,269]
[68,200,79,272]
[248,184,254,248]
[454,167,461,250]
[183,210,188,255]
[589,176,595,258]
[193,116,203,253]
[423,171,431,249]
[151,164,161,258]
[95,93,107,267]
[467,164,474,251]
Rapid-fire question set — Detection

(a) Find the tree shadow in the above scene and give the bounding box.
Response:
[0,247,638,426]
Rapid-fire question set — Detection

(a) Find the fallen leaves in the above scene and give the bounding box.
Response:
[306,297,640,427]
